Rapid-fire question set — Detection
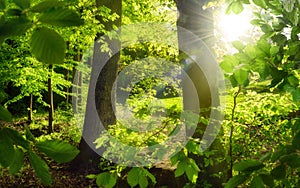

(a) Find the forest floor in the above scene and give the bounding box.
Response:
[0,116,100,188]
[0,161,100,188]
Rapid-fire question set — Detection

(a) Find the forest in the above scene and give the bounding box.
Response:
[0,0,300,187]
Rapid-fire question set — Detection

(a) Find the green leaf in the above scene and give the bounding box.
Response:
[86,174,96,179]
[96,172,117,188]
[0,105,12,122]
[185,164,199,183]
[280,154,300,168]
[7,8,22,16]
[25,127,36,142]
[39,7,84,27]
[232,41,245,51]
[139,175,148,188]
[233,159,264,172]
[0,130,15,167]
[13,0,30,9]
[28,150,52,186]
[234,68,249,85]
[0,0,6,10]
[250,19,263,26]
[283,0,295,12]
[220,55,239,73]
[30,0,64,13]
[127,168,139,187]
[231,1,244,14]
[30,27,66,64]
[225,174,248,188]
[143,168,156,184]
[250,175,264,188]
[175,160,186,177]
[245,45,257,59]
[3,128,30,150]
[260,174,274,187]
[185,141,199,154]
[9,148,24,175]
[0,17,31,37]
[271,164,286,180]
[292,131,300,150]
[36,140,79,163]
[287,75,299,87]
[270,46,280,56]
[252,0,267,9]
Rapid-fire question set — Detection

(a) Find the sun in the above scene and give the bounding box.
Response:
[216,7,253,42]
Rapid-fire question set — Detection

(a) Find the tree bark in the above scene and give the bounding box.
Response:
[48,64,54,134]
[71,0,122,168]
[176,0,227,186]
[28,94,33,123]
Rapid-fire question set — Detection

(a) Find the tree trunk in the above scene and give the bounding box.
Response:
[176,0,227,186]
[28,94,33,123]
[71,0,122,168]
[48,64,54,134]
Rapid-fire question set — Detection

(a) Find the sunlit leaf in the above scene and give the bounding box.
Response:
[282,0,295,12]
[30,27,66,64]
[232,41,245,51]
[252,0,267,9]
[234,68,249,86]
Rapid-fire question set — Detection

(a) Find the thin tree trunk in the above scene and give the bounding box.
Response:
[48,64,54,134]
[28,94,33,123]
[176,0,227,186]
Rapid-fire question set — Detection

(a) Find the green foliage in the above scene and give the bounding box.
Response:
[0,105,12,121]
[0,125,79,185]
[36,140,79,163]
[38,7,84,27]
[9,148,24,175]
[233,160,264,172]
[30,0,65,13]
[28,150,52,186]
[30,27,66,64]
[96,172,117,188]
[127,167,156,188]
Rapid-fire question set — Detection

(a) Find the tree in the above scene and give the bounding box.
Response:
[176,0,227,186]
[73,0,122,167]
